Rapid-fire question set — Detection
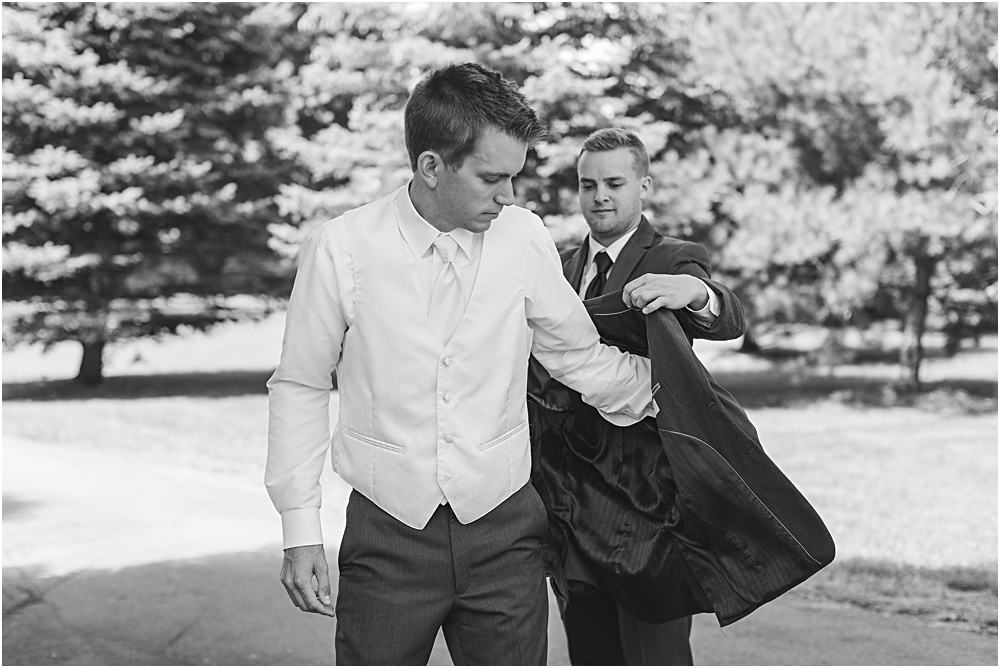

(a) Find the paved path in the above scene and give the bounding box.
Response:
[3,437,996,665]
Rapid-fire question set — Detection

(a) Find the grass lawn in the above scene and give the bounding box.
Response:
[3,315,997,634]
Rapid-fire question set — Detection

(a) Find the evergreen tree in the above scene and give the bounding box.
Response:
[7,2,993,390]
[3,2,303,383]
[270,2,729,249]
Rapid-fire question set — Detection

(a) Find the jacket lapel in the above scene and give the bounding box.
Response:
[563,237,590,291]
[606,217,657,293]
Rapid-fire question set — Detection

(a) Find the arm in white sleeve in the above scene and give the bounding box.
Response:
[524,221,653,424]
[685,279,720,324]
[265,222,350,549]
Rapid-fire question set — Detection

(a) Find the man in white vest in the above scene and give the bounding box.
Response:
[266,62,659,665]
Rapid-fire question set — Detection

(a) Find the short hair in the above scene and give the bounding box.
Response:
[404,62,548,171]
[579,128,650,177]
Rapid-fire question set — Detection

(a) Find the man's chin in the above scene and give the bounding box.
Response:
[451,216,494,233]
[468,219,493,233]
[584,220,621,236]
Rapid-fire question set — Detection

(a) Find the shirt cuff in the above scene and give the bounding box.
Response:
[685,279,720,321]
[597,375,659,426]
[281,507,324,549]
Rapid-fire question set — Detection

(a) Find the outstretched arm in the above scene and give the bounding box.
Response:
[525,220,653,424]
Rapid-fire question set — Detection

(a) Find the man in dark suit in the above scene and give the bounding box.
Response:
[544,128,746,665]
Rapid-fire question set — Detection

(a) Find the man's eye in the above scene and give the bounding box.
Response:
[609,183,623,189]
[580,183,593,190]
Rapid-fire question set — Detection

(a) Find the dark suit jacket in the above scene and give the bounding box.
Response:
[560,217,745,342]
[527,217,746,436]
[528,220,835,627]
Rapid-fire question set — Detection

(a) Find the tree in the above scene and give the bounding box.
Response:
[683,3,998,385]
[270,2,733,253]
[19,2,986,391]
[870,3,998,386]
[2,2,303,383]
[264,2,999,390]
[265,2,474,256]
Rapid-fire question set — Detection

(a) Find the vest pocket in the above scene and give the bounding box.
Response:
[480,421,528,451]
[344,428,404,453]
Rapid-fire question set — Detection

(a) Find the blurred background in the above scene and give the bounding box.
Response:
[3,2,997,665]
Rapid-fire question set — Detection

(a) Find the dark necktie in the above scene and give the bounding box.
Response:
[584,250,613,299]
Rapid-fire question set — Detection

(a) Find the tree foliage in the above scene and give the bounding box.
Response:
[3,2,302,382]
[3,2,996,389]
[684,3,998,385]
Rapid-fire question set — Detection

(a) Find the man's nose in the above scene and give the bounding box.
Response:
[495,180,515,206]
[594,186,610,202]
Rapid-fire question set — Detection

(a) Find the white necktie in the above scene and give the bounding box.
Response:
[429,234,465,342]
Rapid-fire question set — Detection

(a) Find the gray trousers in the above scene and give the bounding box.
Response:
[334,484,549,665]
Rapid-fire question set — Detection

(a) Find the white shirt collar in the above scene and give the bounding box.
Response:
[586,224,640,267]
[395,183,474,260]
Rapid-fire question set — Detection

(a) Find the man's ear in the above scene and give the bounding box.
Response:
[416,151,442,188]
[639,174,653,201]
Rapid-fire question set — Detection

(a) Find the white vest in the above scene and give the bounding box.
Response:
[331,193,535,530]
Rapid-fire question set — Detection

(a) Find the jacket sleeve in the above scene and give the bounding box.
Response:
[655,241,747,342]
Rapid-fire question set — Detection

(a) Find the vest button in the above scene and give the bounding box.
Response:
[443,394,452,403]
[444,435,454,443]
[443,357,454,366]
